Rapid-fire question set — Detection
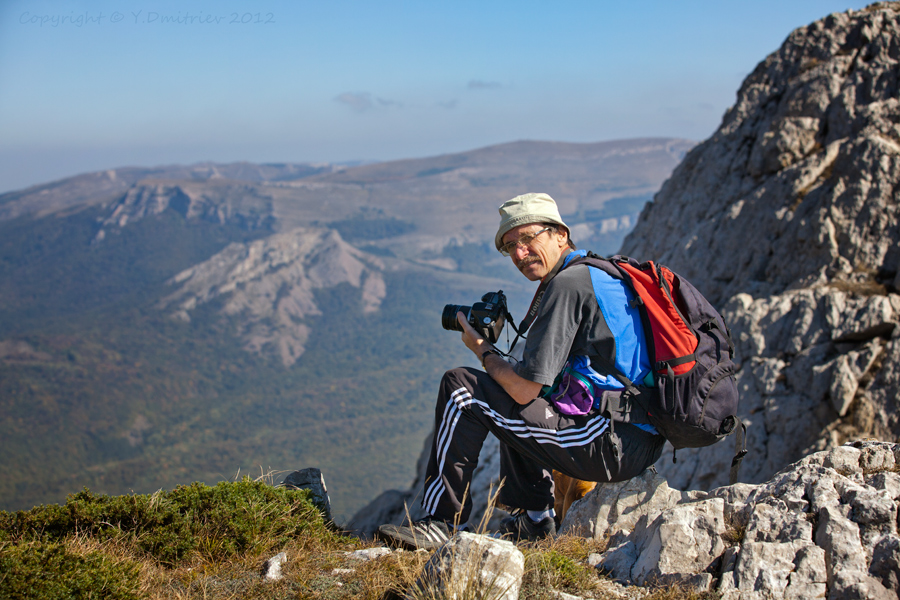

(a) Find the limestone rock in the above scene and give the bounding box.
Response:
[620,2,900,492]
[559,467,682,540]
[630,498,726,586]
[414,532,524,600]
[567,441,900,600]
[261,551,287,581]
[346,547,393,562]
[724,541,820,599]
[870,535,900,595]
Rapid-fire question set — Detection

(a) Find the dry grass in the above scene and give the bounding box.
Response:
[826,263,892,297]
[518,534,608,599]
[1,479,724,600]
[644,583,722,600]
[7,529,720,600]
[720,524,746,546]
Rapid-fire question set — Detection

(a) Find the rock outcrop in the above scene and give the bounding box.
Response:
[348,441,897,600]
[94,180,275,241]
[281,467,334,523]
[562,441,899,599]
[620,2,900,490]
[159,227,385,365]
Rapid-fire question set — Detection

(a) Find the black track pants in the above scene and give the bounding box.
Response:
[422,367,666,523]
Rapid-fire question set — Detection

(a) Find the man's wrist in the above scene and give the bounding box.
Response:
[480,348,502,369]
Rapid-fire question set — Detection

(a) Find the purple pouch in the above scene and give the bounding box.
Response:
[549,371,594,416]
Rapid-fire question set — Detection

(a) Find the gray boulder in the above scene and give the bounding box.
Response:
[280,467,332,522]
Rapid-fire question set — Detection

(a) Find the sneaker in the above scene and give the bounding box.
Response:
[498,510,556,542]
[377,519,452,551]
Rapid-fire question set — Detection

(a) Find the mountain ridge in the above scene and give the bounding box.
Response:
[1,137,691,518]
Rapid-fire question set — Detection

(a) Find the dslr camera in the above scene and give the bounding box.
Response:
[441,291,508,344]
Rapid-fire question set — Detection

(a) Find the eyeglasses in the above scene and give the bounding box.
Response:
[499,227,553,257]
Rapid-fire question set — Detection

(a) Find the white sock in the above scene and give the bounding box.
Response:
[527,508,555,523]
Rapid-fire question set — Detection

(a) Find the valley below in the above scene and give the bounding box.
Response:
[0,138,692,520]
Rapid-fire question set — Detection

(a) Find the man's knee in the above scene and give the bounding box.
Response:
[440,366,483,394]
[615,425,666,480]
[436,367,477,413]
[437,366,514,418]
[442,366,472,384]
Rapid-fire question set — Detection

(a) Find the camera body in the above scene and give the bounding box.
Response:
[441,291,507,344]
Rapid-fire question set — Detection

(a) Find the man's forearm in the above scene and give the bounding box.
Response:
[482,352,543,405]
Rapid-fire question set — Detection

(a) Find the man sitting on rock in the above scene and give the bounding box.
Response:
[379,193,665,549]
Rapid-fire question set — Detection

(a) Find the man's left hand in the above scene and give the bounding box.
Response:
[457,311,492,358]
[456,312,542,404]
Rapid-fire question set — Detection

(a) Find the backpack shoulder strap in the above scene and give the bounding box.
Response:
[561,253,658,426]
[562,251,624,280]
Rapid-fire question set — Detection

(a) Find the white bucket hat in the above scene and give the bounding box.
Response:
[494,192,569,252]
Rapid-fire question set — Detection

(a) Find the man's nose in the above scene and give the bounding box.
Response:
[512,243,530,262]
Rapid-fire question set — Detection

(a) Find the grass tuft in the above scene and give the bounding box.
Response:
[721,524,746,546]
[644,582,722,600]
[520,535,608,598]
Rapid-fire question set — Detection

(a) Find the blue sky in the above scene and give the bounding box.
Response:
[0,0,870,193]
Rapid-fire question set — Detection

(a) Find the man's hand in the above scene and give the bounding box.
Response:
[456,312,543,405]
[457,311,490,356]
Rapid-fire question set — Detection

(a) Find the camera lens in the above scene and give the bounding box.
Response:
[441,304,471,332]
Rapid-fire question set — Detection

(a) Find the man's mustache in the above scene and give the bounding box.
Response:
[517,257,541,269]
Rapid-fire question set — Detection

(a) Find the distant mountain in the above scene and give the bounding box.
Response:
[0,162,343,221]
[0,138,691,519]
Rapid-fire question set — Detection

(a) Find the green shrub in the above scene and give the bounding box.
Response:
[0,479,326,567]
[0,541,142,600]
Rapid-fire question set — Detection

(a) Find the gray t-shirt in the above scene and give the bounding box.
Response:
[514,262,615,386]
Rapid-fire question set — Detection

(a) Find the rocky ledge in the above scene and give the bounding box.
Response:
[558,440,899,599]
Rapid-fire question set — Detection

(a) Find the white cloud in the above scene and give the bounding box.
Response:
[467,80,502,90]
[334,92,401,112]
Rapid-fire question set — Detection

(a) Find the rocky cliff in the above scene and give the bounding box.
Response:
[620,2,900,491]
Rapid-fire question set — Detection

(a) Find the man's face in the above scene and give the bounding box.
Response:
[501,223,568,282]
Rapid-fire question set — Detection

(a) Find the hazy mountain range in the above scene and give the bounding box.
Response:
[0,137,692,519]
